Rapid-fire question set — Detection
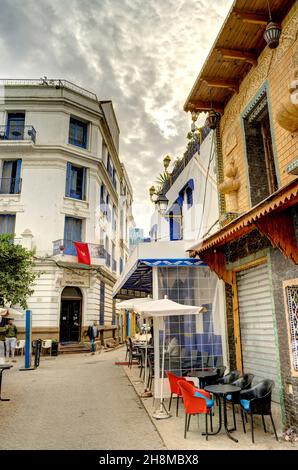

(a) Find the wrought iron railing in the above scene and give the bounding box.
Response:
[162,125,211,194]
[0,125,36,143]
[0,178,22,194]
[0,78,97,101]
[53,239,106,258]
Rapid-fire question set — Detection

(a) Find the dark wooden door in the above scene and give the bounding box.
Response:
[60,299,81,343]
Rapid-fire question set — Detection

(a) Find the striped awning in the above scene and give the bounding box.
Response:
[113,258,206,295]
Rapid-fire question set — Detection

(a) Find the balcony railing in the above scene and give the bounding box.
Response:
[112,259,117,272]
[0,79,97,101]
[53,239,106,258]
[0,178,22,194]
[162,125,211,194]
[0,125,36,143]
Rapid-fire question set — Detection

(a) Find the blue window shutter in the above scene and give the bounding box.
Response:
[1,161,13,194]
[15,159,22,193]
[82,168,86,200]
[0,214,15,235]
[186,187,193,208]
[64,217,82,254]
[65,162,72,196]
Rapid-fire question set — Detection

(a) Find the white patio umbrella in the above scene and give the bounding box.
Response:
[116,297,152,310]
[135,296,206,419]
[116,296,153,397]
[0,307,25,319]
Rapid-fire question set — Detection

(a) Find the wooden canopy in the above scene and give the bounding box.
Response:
[184,0,295,113]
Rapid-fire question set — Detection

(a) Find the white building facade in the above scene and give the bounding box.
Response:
[0,79,133,344]
[149,127,219,243]
[114,126,229,397]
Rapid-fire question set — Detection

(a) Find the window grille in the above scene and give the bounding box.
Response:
[286,285,298,372]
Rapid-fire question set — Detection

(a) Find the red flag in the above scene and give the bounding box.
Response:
[73,242,91,265]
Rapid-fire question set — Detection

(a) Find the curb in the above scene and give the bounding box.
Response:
[122,364,167,449]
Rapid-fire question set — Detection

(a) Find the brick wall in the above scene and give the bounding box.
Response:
[218,2,298,215]
[269,248,298,431]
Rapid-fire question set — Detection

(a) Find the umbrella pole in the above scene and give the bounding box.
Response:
[140,317,152,398]
[153,319,170,420]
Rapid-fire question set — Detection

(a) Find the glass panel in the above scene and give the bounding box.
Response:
[156,266,225,378]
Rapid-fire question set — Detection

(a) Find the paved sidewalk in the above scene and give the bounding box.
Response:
[0,349,165,450]
[124,361,298,450]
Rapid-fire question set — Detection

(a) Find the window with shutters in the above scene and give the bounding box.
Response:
[0,214,15,235]
[0,160,22,194]
[7,113,25,140]
[65,163,87,200]
[64,216,82,255]
[69,117,87,148]
[242,91,278,206]
[286,285,298,373]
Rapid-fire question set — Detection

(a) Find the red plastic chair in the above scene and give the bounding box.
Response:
[166,372,194,417]
[178,380,214,440]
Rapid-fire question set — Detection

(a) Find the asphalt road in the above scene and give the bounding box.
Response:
[0,349,165,450]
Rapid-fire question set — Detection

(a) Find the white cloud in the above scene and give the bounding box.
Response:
[0,0,233,235]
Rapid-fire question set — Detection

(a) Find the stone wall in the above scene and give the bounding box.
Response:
[224,229,271,264]
[269,248,298,431]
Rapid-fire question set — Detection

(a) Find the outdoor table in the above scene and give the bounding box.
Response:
[187,370,217,389]
[0,364,13,401]
[204,384,241,443]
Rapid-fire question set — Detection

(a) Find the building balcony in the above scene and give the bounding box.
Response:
[0,125,36,144]
[53,239,106,260]
[0,178,22,195]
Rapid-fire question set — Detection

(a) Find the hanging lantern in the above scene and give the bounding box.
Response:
[206,109,220,130]
[264,21,281,49]
[149,185,156,199]
[163,155,171,171]
[155,193,169,215]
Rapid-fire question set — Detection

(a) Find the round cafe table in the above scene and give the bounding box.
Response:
[0,364,13,401]
[186,370,217,389]
[204,384,241,443]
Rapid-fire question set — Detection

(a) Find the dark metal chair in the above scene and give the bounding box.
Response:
[225,373,254,430]
[127,338,141,369]
[147,353,155,390]
[239,379,278,443]
[217,370,241,384]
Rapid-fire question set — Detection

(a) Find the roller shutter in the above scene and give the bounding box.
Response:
[237,263,280,402]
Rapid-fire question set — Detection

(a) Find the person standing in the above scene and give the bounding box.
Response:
[0,316,6,361]
[5,319,17,362]
[86,321,98,355]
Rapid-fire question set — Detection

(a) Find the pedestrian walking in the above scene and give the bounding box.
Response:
[86,321,98,355]
[5,318,17,362]
[0,316,6,361]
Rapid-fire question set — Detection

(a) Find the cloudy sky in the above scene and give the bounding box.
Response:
[0,0,233,234]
